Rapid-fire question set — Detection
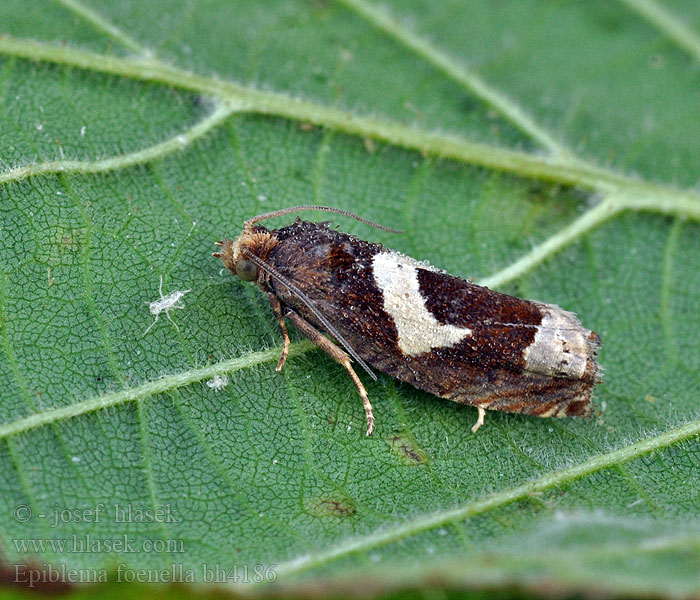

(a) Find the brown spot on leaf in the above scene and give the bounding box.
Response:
[59,233,79,251]
[388,435,427,465]
[305,497,356,518]
[40,228,85,267]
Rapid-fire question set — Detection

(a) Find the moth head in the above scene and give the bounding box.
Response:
[213,227,277,284]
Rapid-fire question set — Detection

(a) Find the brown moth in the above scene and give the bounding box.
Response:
[214,206,601,436]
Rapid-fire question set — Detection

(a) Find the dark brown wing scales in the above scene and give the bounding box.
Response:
[250,219,599,424]
[414,266,598,417]
[265,222,401,366]
[417,268,542,372]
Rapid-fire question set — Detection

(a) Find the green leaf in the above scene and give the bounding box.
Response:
[1,0,699,597]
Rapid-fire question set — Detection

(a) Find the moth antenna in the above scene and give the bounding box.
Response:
[245,205,402,234]
[241,250,377,381]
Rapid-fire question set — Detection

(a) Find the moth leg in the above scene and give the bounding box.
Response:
[471,406,486,434]
[285,309,375,436]
[268,293,291,372]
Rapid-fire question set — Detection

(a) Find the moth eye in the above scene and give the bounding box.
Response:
[235,258,258,281]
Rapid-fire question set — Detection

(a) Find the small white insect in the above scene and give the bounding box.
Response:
[143,275,191,336]
[206,374,229,390]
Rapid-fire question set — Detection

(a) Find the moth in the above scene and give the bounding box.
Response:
[214,206,601,436]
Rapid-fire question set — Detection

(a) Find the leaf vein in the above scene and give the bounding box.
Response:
[0,267,33,408]
[136,399,172,569]
[312,129,336,207]
[619,0,700,64]
[479,195,623,289]
[272,419,700,577]
[0,101,242,186]
[336,0,571,156]
[660,219,682,368]
[0,342,315,440]
[4,438,53,540]
[170,393,308,545]
[2,35,700,208]
[62,175,125,384]
[55,0,153,58]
